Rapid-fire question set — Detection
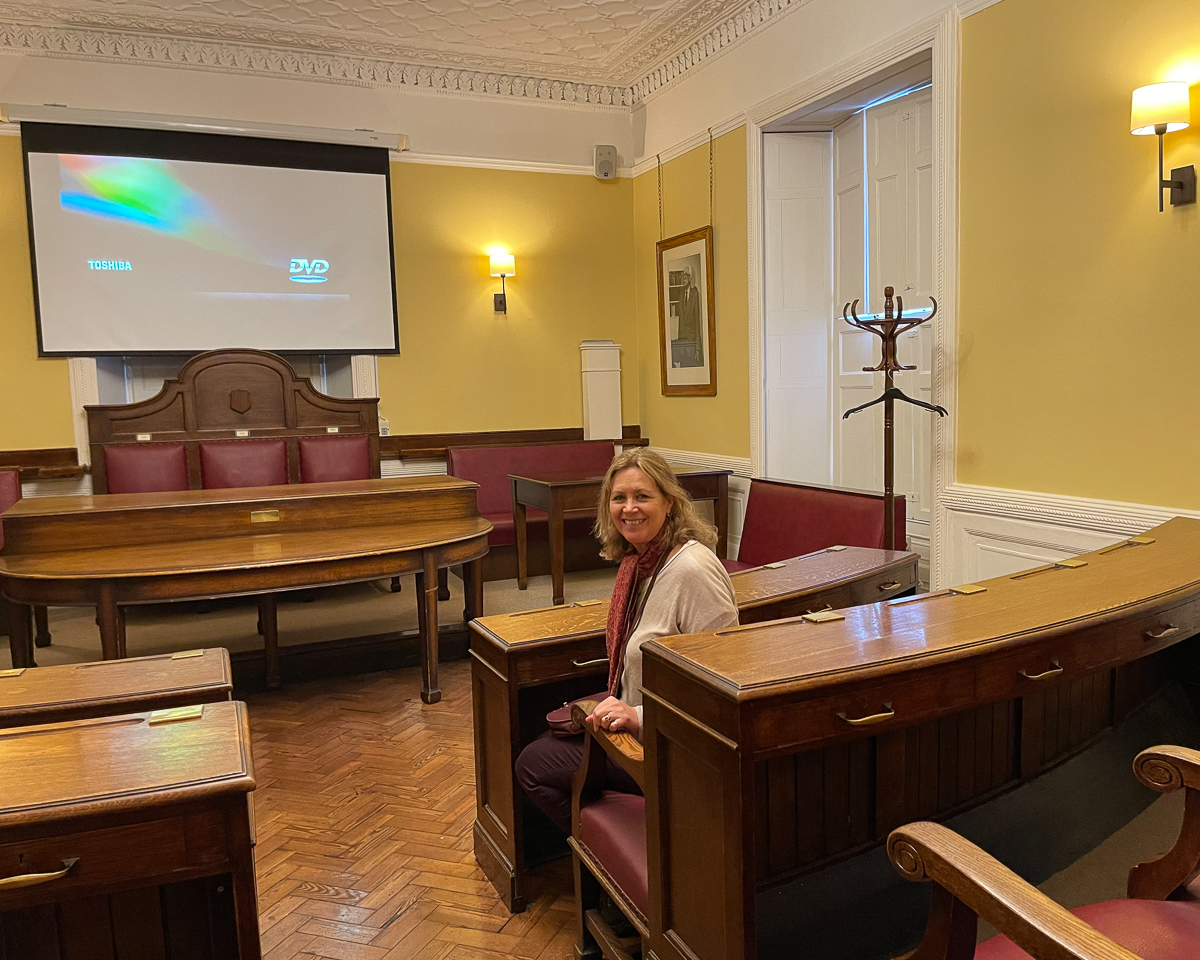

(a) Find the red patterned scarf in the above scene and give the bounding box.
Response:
[605,533,670,696]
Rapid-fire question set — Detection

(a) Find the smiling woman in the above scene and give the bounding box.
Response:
[513,448,738,835]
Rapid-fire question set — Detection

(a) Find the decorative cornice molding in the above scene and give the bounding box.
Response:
[0,0,812,110]
[0,20,634,108]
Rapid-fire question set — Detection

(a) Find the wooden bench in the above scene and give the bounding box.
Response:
[447,441,616,582]
[727,478,906,572]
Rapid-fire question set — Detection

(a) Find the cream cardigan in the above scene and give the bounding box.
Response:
[617,540,739,733]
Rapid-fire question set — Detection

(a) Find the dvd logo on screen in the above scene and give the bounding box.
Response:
[88,260,132,271]
[290,259,329,283]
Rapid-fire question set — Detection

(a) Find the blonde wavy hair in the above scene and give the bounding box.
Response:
[593,449,718,561]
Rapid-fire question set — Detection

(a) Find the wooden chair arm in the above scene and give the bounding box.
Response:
[1127,746,1200,900]
[1133,746,1200,793]
[571,701,645,789]
[889,822,1142,960]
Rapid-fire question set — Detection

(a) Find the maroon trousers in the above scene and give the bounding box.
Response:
[515,730,642,835]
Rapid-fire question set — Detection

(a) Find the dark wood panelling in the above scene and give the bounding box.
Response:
[0,449,85,482]
[382,424,646,460]
[1021,668,1115,774]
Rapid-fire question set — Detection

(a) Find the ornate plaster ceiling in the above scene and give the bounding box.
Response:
[1,0,766,87]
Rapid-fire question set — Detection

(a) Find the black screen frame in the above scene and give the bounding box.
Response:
[21,121,400,357]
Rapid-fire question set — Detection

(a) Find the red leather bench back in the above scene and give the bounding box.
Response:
[447,442,616,517]
[737,479,906,566]
[199,438,289,489]
[0,468,21,551]
[298,435,372,484]
[103,443,191,495]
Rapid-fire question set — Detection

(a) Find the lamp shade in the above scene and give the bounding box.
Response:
[1131,82,1191,135]
[489,253,516,277]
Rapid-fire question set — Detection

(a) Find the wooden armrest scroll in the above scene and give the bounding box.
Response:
[1127,746,1200,899]
[571,702,645,788]
[889,822,1142,960]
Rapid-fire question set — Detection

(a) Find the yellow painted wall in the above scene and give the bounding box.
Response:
[0,137,76,449]
[632,129,750,457]
[959,0,1200,507]
[381,162,637,434]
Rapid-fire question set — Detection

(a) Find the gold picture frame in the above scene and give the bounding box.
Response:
[656,225,716,397]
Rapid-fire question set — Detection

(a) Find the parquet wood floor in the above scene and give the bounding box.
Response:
[248,659,575,960]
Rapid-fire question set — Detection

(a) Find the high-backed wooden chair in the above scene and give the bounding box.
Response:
[569,700,648,960]
[888,744,1200,959]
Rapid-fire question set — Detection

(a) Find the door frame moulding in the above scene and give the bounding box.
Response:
[745,7,960,587]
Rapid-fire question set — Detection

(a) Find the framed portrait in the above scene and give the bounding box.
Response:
[656,225,716,397]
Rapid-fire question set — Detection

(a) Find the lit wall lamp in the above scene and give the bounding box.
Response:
[1130,81,1196,212]
[489,253,515,313]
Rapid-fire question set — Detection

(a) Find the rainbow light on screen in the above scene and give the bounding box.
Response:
[57,155,253,260]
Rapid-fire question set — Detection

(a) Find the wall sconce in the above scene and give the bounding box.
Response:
[489,253,515,313]
[1130,81,1196,212]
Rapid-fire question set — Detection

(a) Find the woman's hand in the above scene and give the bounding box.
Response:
[588,696,640,738]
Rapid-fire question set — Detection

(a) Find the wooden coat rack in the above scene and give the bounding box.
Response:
[842,286,947,550]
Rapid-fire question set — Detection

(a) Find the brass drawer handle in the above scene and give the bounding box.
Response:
[0,858,78,890]
[1145,625,1180,641]
[837,702,894,726]
[571,657,608,668]
[879,582,902,591]
[1019,661,1063,681]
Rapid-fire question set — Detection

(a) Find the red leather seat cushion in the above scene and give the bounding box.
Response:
[199,439,288,489]
[104,443,190,494]
[736,480,906,566]
[298,435,371,483]
[0,468,21,551]
[976,899,1200,960]
[447,442,615,547]
[579,791,648,923]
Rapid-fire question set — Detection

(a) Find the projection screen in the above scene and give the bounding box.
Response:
[21,123,399,355]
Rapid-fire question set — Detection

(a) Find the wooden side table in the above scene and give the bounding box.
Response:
[0,647,233,728]
[0,700,259,958]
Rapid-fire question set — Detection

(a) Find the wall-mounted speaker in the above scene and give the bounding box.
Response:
[594,145,618,180]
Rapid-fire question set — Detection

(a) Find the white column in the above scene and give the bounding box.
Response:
[579,340,622,441]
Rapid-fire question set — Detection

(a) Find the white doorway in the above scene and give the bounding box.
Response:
[760,58,935,582]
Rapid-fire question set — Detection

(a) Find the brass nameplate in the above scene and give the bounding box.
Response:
[763,561,788,569]
[826,545,847,552]
[950,584,987,595]
[171,650,204,659]
[0,668,25,678]
[148,705,203,725]
[1129,536,1156,545]
[802,610,845,624]
[235,429,250,437]
[574,599,603,607]
[1056,558,1088,568]
[325,426,340,434]
[135,433,151,442]
[250,510,280,523]
[1098,536,1157,556]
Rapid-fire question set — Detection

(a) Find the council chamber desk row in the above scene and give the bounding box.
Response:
[474,518,1200,960]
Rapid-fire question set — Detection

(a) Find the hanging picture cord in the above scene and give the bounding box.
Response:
[657,154,664,240]
[708,127,714,227]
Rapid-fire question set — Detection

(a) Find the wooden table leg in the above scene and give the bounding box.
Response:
[2,597,34,669]
[514,495,529,591]
[549,492,566,606]
[33,606,52,648]
[419,552,441,704]
[258,595,281,690]
[96,583,122,661]
[438,567,451,602]
[715,472,730,560]
[463,557,484,623]
[116,604,128,659]
[226,798,263,960]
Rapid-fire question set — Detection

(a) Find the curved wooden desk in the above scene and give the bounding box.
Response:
[469,545,919,911]
[641,517,1200,960]
[0,477,491,703]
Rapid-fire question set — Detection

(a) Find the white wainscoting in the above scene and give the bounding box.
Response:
[938,482,1199,586]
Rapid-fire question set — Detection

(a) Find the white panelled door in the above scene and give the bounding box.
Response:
[762,133,833,485]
